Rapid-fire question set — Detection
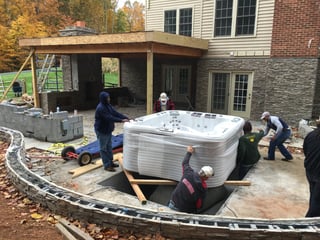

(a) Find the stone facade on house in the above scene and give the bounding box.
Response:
[196,58,319,125]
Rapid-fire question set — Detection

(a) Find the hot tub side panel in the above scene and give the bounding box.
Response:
[123,128,243,188]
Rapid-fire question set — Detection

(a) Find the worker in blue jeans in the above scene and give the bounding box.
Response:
[260,111,293,161]
[94,91,129,172]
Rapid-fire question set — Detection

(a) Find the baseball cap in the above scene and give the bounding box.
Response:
[260,111,270,120]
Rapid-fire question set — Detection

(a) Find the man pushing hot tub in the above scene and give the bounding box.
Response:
[168,146,214,213]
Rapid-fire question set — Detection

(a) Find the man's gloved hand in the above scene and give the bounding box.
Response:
[187,146,194,153]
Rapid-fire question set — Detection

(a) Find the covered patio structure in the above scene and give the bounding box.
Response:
[19,30,208,114]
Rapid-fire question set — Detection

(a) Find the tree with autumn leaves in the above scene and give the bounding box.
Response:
[0,0,144,73]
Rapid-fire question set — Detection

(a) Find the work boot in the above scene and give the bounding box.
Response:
[104,166,116,172]
[263,157,275,161]
[112,163,119,168]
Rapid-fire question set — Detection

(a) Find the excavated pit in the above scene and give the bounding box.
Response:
[98,171,233,214]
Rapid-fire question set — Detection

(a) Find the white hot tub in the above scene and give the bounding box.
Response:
[123,110,245,188]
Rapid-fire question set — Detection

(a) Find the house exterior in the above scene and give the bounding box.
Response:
[17,0,320,126]
[121,0,320,125]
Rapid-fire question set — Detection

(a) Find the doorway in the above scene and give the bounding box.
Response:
[207,72,253,118]
[162,65,192,103]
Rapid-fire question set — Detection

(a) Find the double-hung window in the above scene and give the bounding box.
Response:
[214,0,257,37]
[164,8,193,36]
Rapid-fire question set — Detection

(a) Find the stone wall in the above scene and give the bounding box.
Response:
[2,127,320,239]
[37,25,104,115]
[0,103,83,142]
[121,57,197,108]
[312,61,320,118]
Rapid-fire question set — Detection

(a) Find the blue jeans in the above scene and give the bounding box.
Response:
[168,200,180,211]
[268,129,292,160]
[95,130,113,168]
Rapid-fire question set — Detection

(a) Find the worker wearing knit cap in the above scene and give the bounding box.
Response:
[168,146,214,213]
[153,92,175,112]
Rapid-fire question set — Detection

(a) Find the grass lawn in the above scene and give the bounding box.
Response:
[0,71,119,99]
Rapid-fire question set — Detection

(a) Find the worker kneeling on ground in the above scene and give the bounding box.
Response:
[168,146,214,213]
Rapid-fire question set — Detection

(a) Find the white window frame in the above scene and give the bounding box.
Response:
[213,0,259,39]
[163,6,194,37]
[207,71,254,118]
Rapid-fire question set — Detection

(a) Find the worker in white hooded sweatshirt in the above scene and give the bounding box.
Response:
[153,92,175,112]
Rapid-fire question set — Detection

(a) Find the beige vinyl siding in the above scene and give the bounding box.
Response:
[201,0,275,58]
[145,0,203,38]
[146,0,275,58]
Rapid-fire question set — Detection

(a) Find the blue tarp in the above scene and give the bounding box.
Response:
[75,134,123,155]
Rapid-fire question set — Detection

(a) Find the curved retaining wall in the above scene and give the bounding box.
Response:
[1,127,320,239]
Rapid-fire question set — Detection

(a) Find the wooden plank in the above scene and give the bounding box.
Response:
[118,156,147,205]
[68,153,121,178]
[20,32,208,50]
[55,223,78,240]
[224,180,251,186]
[30,53,40,107]
[130,178,250,186]
[130,179,177,185]
[59,218,94,240]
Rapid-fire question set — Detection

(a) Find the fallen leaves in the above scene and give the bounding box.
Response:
[31,213,43,220]
[0,139,172,240]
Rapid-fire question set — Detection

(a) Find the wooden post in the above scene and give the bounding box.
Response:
[30,51,40,107]
[146,45,153,115]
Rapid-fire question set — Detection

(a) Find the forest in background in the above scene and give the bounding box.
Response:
[0,0,145,73]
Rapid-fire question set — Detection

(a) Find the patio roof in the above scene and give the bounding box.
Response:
[19,31,208,57]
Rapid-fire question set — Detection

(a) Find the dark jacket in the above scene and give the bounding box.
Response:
[171,152,207,213]
[303,127,320,181]
[94,92,128,134]
[237,130,264,166]
[153,99,175,112]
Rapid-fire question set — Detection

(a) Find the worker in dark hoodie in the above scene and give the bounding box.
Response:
[94,91,129,172]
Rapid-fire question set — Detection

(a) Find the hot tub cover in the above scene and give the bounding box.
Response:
[123,110,245,187]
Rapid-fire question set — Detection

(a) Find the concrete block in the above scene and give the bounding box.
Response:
[52,111,69,120]
[0,104,84,143]
[27,108,43,114]
[298,119,314,138]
